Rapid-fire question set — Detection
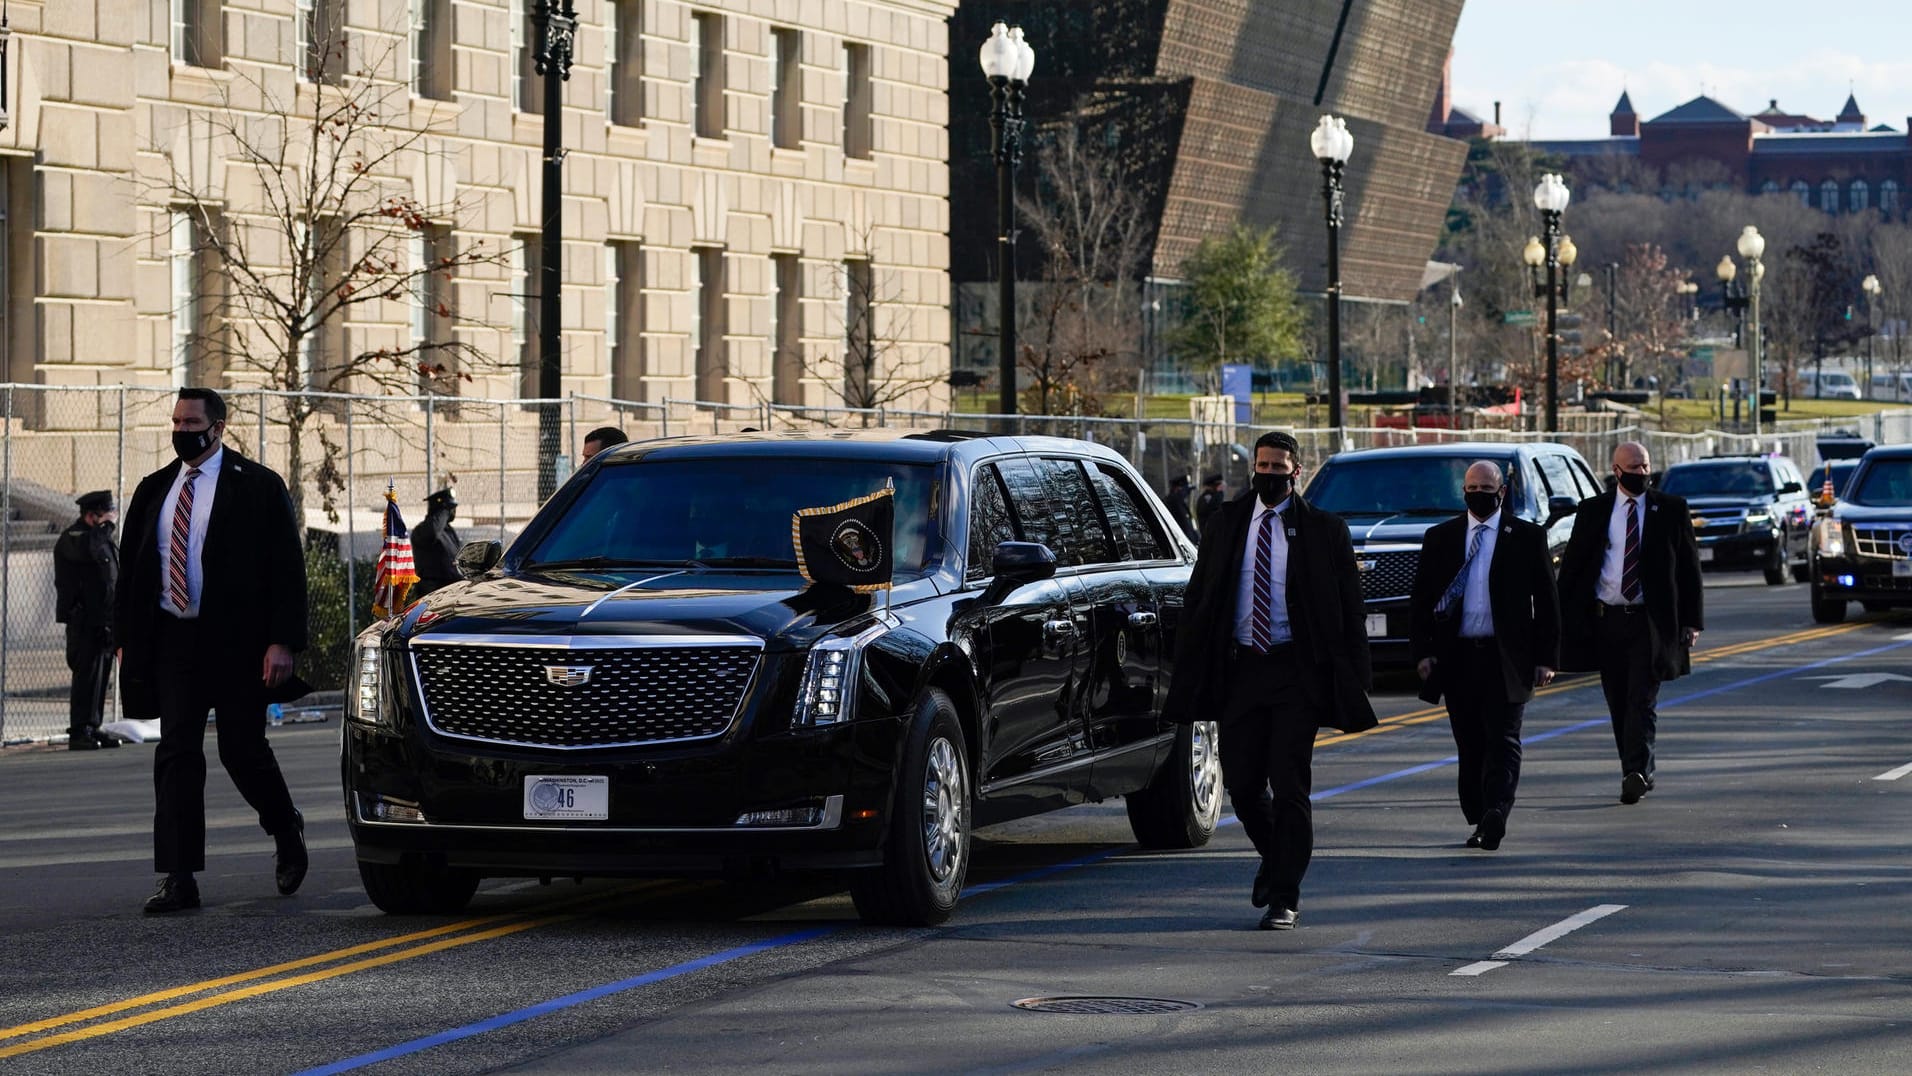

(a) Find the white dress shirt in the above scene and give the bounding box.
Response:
[157,446,223,618]
[1597,490,1646,605]
[1459,509,1501,638]
[1233,495,1293,646]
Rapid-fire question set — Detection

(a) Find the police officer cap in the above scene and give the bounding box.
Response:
[426,487,458,508]
[1201,473,1224,487]
[75,490,115,513]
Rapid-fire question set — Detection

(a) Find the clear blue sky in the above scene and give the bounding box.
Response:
[1449,0,1912,139]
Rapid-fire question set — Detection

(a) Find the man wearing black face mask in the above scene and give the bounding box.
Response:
[1409,462,1559,850]
[115,387,310,913]
[54,490,122,750]
[1163,431,1375,930]
[1557,440,1703,805]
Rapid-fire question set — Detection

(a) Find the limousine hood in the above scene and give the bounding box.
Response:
[1830,502,1912,525]
[1339,512,1450,545]
[397,569,914,650]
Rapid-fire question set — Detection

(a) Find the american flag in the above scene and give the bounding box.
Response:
[372,483,419,618]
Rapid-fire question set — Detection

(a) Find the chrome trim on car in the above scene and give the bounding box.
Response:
[353,794,846,832]
[410,633,763,649]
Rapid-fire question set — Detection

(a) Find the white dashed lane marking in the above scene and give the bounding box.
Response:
[1451,904,1629,977]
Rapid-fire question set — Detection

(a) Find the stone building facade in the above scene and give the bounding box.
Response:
[0,0,955,413]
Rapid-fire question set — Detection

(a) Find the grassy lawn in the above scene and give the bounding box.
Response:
[1655,396,1898,431]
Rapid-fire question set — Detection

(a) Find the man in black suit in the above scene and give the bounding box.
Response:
[1556,441,1703,804]
[1410,461,1560,851]
[1163,431,1376,930]
[115,388,310,913]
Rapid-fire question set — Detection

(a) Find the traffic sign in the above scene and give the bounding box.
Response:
[1504,311,1537,326]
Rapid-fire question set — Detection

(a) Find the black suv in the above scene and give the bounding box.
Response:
[1301,441,1602,665]
[343,432,1219,925]
[1809,444,1912,622]
[1659,455,1813,584]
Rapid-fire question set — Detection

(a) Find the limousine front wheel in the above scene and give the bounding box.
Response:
[1125,720,1222,849]
[358,855,480,915]
[850,689,971,926]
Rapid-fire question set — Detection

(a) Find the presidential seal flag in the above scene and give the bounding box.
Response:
[792,486,894,592]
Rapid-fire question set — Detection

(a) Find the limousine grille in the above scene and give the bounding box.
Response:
[1355,548,1419,602]
[411,638,760,748]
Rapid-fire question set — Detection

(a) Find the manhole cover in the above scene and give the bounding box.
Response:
[1011,996,1202,1015]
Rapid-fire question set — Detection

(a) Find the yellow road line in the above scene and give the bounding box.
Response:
[0,881,653,1042]
[0,915,572,1060]
[1316,621,1870,748]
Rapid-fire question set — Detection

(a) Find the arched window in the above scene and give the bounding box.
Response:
[1850,180,1869,212]
[1821,179,1840,213]
[1791,180,1812,206]
[1883,180,1902,216]
[1760,180,1780,195]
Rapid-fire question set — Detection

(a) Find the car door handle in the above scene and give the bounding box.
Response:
[1043,619,1077,640]
[1127,611,1159,628]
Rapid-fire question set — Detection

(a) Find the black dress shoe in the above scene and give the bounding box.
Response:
[1259,906,1299,931]
[94,731,121,748]
[67,734,100,751]
[1478,809,1506,852]
[1620,772,1649,805]
[1465,828,1483,849]
[1251,860,1272,909]
[274,810,308,896]
[144,875,201,914]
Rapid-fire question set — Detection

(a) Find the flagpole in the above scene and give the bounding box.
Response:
[881,476,894,615]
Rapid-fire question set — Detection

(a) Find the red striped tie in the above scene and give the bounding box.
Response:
[168,467,201,612]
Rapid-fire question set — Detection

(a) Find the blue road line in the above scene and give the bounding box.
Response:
[302,630,1911,1073]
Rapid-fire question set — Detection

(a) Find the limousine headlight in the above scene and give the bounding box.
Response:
[1813,518,1846,558]
[349,640,387,728]
[792,617,894,728]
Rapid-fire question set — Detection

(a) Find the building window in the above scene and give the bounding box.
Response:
[842,42,872,159]
[1791,180,1811,206]
[171,0,223,67]
[514,235,543,398]
[514,0,546,114]
[843,257,873,405]
[770,29,800,149]
[411,0,453,99]
[1883,180,1901,216]
[297,0,347,84]
[1850,180,1869,213]
[693,246,727,400]
[691,12,724,138]
[608,241,644,399]
[171,208,225,388]
[608,1,643,126]
[413,225,456,399]
[1820,179,1840,213]
[771,253,801,404]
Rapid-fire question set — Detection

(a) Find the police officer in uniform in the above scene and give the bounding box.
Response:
[410,486,463,598]
[1194,473,1226,535]
[55,490,121,750]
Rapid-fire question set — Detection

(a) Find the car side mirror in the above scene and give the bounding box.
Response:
[1779,481,1803,494]
[991,541,1057,585]
[455,539,504,579]
[1546,495,1579,525]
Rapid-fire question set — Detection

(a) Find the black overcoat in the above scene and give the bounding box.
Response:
[1553,488,1703,679]
[1161,491,1376,733]
[1408,512,1561,704]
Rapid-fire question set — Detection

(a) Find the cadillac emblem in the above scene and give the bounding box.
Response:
[544,665,593,687]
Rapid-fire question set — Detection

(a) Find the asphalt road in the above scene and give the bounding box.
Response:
[2,575,1909,1075]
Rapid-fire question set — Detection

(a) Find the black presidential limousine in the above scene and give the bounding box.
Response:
[343,431,1220,925]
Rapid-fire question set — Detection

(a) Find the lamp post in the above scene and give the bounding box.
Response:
[1310,115,1355,433]
[1525,173,1574,431]
[1863,273,1881,398]
[533,0,577,500]
[980,22,1034,416]
[1719,227,1767,436]
[1448,278,1462,427]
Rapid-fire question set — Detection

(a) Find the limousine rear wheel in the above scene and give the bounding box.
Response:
[1125,720,1222,849]
[358,856,480,915]
[850,689,971,926]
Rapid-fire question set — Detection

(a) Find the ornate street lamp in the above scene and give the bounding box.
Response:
[980,22,1034,416]
[1738,226,1766,435]
[1863,273,1882,397]
[1526,173,1573,431]
[1309,115,1354,432]
[533,0,578,499]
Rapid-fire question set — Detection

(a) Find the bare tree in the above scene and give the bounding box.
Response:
[148,11,508,523]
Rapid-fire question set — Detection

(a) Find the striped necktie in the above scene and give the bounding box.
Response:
[168,467,201,613]
[1622,496,1643,602]
[1436,522,1484,617]
[1250,511,1276,651]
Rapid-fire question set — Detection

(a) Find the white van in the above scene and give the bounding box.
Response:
[1798,369,1862,399]
[1869,371,1912,401]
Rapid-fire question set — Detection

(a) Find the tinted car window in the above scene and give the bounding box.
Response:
[1850,458,1912,506]
[1569,457,1603,499]
[1306,456,1478,515]
[994,456,1062,556]
[1661,462,1776,496]
[1035,457,1114,566]
[967,463,1019,580]
[1534,454,1579,502]
[527,458,939,573]
[1090,464,1171,562]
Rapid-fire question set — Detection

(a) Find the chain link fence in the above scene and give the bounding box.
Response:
[5,381,1909,742]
